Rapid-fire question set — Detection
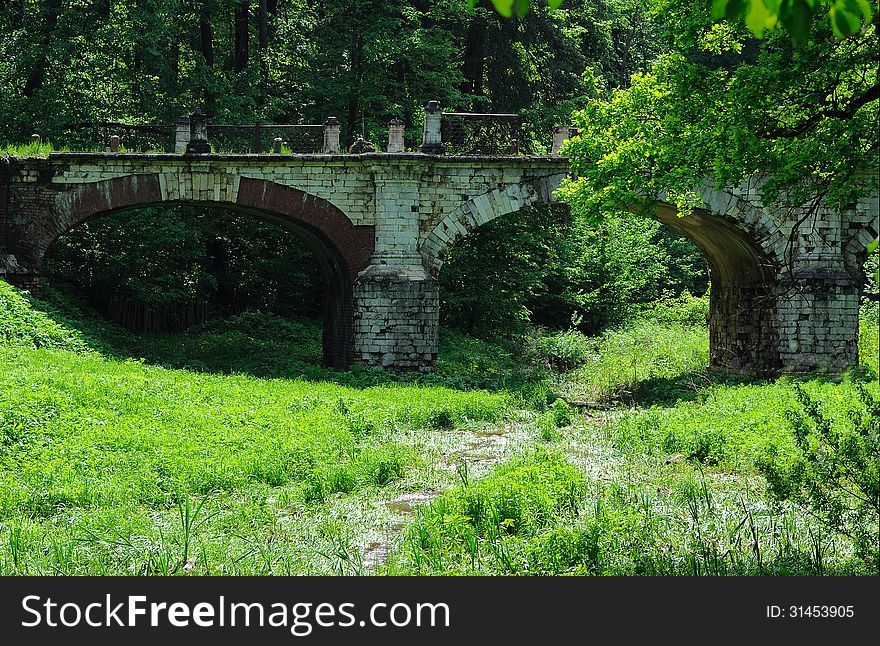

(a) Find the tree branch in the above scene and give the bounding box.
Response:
[762,82,880,138]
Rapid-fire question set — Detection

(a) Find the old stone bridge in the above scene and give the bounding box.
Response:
[1,148,877,375]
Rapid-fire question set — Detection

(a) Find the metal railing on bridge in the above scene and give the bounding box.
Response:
[440,113,524,156]
[61,122,176,153]
[29,103,576,157]
[206,124,324,154]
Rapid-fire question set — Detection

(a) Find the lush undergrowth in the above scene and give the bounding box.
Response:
[0,280,877,575]
[384,303,879,576]
[0,282,516,574]
[386,374,878,575]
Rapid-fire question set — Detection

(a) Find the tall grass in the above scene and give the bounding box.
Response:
[1,279,877,575]
[2,140,58,157]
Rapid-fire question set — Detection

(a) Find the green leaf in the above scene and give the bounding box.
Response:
[711,0,732,20]
[744,0,775,36]
[867,238,879,254]
[546,0,565,9]
[723,0,748,20]
[830,0,869,38]
[491,0,515,17]
[513,0,530,17]
[779,0,816,47]
[855,0,874,21]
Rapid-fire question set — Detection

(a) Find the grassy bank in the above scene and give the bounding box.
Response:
[0,280,877,574]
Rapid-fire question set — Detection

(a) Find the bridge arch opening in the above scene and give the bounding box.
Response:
[436,202,710,333]
[434,195,781,375]
[30,176,375,371]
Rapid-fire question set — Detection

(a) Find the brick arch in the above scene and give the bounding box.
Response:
[41,173,375,370]
[48,174,374,280]
[420,175,561,276]
[654,199,780,373]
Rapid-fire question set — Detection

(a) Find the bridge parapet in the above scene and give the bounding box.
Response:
[21,103,572,158]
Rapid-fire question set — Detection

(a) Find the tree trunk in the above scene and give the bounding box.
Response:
[200,7,214,67]
[345,33,364,145]
[258,0,268,87]
[208,237,237,316]
[258,0,268,53]
[460,8,487,104]
[234,1,249,73]
[22,0,61,98]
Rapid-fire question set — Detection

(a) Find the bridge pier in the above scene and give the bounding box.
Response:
[352,263,438,371]
[774,264,861,374]
[351,169,439,371]
[708,283,778,375]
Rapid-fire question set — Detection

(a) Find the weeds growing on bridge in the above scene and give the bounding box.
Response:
[1,141,59,158]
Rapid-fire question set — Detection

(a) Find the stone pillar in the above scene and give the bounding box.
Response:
[352,171,439,371]
[175,116,191,153]
[272,137,283,153]
[551,125,570,155]
[30,134,41,145]
[774,264,860,373]
[352,264,438,371]
[185,112,211,154]
[109,135,120,152]
[387,118,405,153]
[708,282,778,375]
[323,117,341,154]
[419,101,444,155]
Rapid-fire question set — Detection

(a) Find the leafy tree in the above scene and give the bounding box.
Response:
[439,204,708,338]
[712,0,877,45]
[44,206,323,331]
[558,2,879,227]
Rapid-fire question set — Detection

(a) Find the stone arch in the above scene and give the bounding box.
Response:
[420,175,561,276]
[842,199,880,283]
[425,175,782,374]
[37,174,374,369]
[654,199,779,373]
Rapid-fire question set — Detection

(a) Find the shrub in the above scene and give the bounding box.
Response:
[646,290,710,326]
[550,398,573,428]
[534,328,595,372]
[756,383,879,570]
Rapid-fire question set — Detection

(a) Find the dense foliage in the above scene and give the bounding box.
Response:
[45,206,322,331]
[439,204,707,337]
[0,0,660,147]
[560,2,879,221]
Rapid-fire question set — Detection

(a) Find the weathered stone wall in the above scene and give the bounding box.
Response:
[676,180,879,374]
[0,153,565,371]
[352,265,438,371]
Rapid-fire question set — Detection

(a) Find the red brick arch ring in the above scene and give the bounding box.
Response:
[40,174,375,370]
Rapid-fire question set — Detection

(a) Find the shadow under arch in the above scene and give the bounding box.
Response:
[34,175,375,370]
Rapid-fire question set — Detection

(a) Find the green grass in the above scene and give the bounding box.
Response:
[0,281,92,353]
[0,279,877,575]
[384,317,879,576]
[2,140,59,157]
[0,345,515,574]
[0,282,519,574]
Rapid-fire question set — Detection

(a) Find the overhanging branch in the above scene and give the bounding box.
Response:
[762,81,880,138]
